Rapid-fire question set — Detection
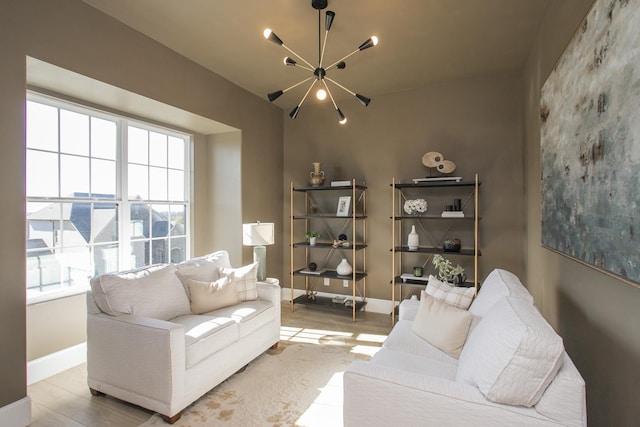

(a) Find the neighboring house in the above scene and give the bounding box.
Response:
[27,193,185,293]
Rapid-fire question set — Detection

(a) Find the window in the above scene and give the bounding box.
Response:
[26,93,191,301]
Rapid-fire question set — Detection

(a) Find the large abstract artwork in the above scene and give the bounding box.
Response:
[540,0,640,284]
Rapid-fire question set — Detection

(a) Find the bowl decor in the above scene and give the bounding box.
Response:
[442,238,461,252]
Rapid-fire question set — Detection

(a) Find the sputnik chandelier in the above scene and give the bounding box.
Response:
[263,0,378,124]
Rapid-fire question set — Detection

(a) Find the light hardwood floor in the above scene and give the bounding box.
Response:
[28,304,392,426]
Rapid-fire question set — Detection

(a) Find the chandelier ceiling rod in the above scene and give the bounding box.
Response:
[263,0,378,125]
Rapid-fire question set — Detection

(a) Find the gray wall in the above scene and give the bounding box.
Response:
[1,0,283,408]
[524,0,640,425]
[283,74,525,301]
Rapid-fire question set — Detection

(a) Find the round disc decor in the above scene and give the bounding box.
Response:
[422,151,456,174]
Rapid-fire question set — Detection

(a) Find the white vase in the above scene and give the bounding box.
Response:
[408,225,419,251]
[336,258,353,276]
[309,236,317,246]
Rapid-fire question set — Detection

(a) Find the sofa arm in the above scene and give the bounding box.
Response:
[257,280,281,312]
[87,312,186,406]
[344,362,557,426]
[399,298,420,321]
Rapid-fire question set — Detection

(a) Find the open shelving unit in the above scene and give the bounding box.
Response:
[290,180,367,321]
[390,174,481,323]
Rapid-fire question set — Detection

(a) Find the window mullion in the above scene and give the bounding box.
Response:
[120,118,132,270]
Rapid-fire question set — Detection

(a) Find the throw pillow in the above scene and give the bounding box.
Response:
[176,251,232,295]
[411,291,473,358]
[218,262,259,301]
[425,275,475,309]
[90,263,191,320]
[468,268,533,317]
[456,296,565,407]
[187,276,240,314]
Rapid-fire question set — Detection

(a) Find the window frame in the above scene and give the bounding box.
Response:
[26,92,192,304]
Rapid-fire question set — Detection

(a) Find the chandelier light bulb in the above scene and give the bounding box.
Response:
[371,36,379,46]
[263,28,272,39]
[316,89,327,100]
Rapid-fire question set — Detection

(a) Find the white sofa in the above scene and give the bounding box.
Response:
[344,269,586,427]
[86,250,281,423]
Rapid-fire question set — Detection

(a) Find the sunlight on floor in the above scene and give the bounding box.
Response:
[295,371,345,427]
[279,324,389,426]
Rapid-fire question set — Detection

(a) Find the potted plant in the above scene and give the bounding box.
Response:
[305,231,321,246]
[432,254,466,285]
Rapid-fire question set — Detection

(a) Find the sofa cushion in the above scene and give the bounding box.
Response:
[176,251,232,295]
[426,275,475,309]
[90,263,191,320]
[469,269,534,317]
[411,292,473,358]
[171,314,238,369]
[383,320,459,366]
[371,348,457,380]
[187,276,241,314]
[209,300,275,338]
[456,297,564,407]
[218,262,259,301]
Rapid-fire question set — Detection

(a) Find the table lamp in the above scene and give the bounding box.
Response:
[242,222,275,281]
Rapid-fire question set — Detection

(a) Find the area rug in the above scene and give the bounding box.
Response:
[139,341,373,427]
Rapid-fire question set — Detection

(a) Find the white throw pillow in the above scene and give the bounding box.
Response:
[425,275,475,309]
[176,251,232,294]
[218,262,259,301]
[187,276,240,314]
[469,269,533,317]
[411,291,473,358]
[456,296,565,407]
[90,263,191,320]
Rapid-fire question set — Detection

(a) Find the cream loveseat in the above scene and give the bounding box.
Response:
[86,250,281,423]
[344,269,586,426]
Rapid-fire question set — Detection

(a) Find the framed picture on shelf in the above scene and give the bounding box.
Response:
[336,196,351,216]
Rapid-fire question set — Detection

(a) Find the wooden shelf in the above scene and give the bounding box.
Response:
[292,241,367,250]
[293,184,367,192]
[293,269,367,281]
[293,295,367,313]
[393,246,481,256]
[392,180,481,188]
[293,215,367,220]
[392,276,475,288]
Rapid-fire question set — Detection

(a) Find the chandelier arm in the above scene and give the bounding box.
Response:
[319,29,330,68]
[325,48,359,71]
[292,63,316,73]
[324,76,355,96]
[281,44,315,69]
[282,76,315,94]
[296,79,318,108]
[325,77,371,106]
[321,80,339,110]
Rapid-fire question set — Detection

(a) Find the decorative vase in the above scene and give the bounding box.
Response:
[309,236,317,246]
[407,225,419,251]
[309,162,325,186]
[336,258,353,276]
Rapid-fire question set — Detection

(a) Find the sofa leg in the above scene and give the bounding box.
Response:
[270,341,279,349]
[89,388,105,397]
[161,411,183,424]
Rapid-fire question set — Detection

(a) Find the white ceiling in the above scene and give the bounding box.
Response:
[80,0,552,110]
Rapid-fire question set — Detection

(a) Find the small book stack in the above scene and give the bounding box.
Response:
[441,211,464,218]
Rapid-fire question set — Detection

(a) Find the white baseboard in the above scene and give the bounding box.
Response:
[0,396,31,427]
[27,342,87,385]
[281,288,397,315]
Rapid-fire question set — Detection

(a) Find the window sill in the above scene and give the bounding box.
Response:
[27,285,90,306]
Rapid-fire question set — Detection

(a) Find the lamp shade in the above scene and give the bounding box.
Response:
[243,222,275,246]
